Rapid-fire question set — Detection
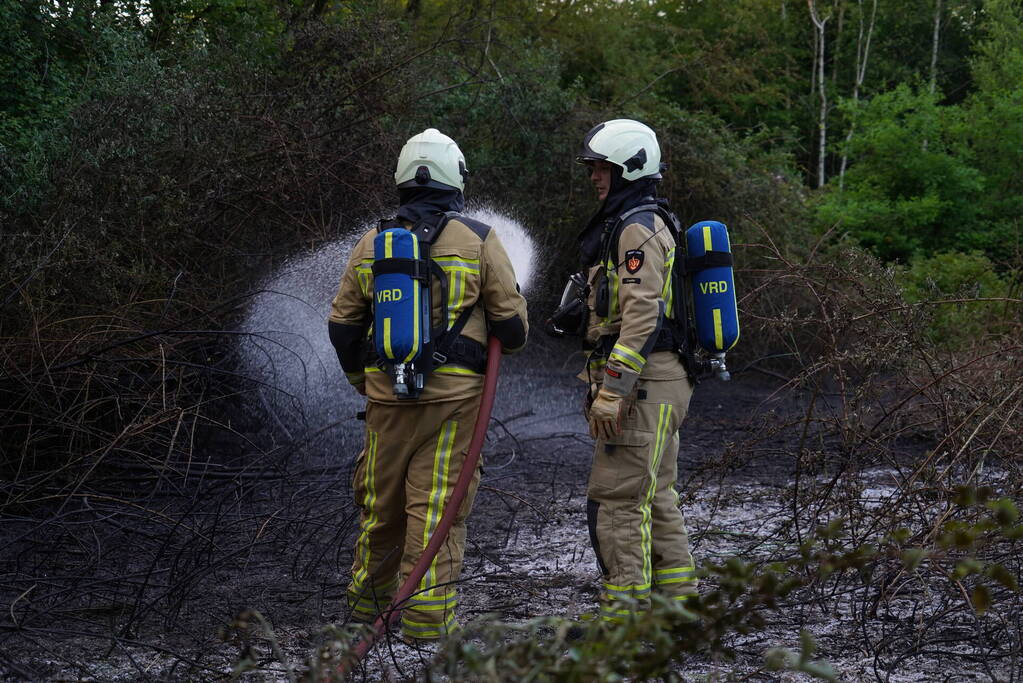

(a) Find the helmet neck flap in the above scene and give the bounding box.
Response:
[396,186,465,225]
[577,171,660,268]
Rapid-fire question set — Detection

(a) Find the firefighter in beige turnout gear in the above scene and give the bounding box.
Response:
[576,119,698,622]
[328,129,528,640]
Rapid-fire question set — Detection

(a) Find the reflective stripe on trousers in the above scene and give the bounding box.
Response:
[585,376,697,621]
[347,397,481,637]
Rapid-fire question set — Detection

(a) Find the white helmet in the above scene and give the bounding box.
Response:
[576,119,662,181]
[394,128,468,191]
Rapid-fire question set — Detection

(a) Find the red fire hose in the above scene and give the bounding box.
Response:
[338,335,503,676]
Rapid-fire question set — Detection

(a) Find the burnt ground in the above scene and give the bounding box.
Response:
[1,335,1019,682]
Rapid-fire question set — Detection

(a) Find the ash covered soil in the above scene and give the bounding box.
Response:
[1,336,1015,682]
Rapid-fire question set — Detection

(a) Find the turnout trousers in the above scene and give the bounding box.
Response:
[586,376,698,622]
[346,395,482,640]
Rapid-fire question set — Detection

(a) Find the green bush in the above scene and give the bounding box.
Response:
[897,250,1014,347]
[817,85,984,263]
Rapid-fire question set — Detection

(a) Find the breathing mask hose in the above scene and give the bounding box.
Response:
[339,335,502,675]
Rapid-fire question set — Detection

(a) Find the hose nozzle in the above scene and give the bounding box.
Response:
[544,272,589,337]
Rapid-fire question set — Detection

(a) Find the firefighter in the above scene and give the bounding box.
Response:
[575,119,698,621]
[327,128,528,641]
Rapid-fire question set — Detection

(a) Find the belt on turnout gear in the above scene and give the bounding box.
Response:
[596,324,680,359]
[366,334,487,375]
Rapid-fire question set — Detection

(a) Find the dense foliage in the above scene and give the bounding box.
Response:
[3,0,1020,341]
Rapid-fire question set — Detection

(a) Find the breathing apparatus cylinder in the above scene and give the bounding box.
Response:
[685,220,739,381]
[372,228,431,397]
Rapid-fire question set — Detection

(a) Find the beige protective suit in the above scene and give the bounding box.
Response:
[581,208,698,622]
[329,214,527,639]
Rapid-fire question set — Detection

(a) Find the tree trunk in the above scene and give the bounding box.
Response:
[839,0,878,188]
[810,21,819,97]
[833,1,845,87]
[929,0,943,95]
[809,0,830,188]
[923,0,942,151]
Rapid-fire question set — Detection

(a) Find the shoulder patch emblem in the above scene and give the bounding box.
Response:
[625,250,644,274]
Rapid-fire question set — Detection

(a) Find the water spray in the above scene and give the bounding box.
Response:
[235,203,534,443]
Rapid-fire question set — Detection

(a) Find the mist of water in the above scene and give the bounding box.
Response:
[466,204,535,291]
[235,205,536,450]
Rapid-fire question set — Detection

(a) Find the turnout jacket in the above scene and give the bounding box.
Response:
[583,209,686,395]
[329,214,528,404]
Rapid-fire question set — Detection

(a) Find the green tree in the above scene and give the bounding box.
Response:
[898,250,1012,346]
[817,84,983,262]
[962,0,1023,261]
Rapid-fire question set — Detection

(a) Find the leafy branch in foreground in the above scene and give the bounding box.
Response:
[297,497,1018,682]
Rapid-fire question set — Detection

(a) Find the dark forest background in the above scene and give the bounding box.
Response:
[3,0,1021,329]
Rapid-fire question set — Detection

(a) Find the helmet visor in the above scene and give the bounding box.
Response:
[576,122,608,164]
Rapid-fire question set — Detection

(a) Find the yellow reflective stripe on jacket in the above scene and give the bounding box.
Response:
[364,364,478,376]
[446,271,466,328]
[421,420,457,590]
[435,258,479,328]
[662,247,675,316]
[452,271,468,327]
[432,257,480,274]
[434,366,481,376]
[611,261,620,318]
[603,254,622,321]
[356,259,374,297]
[610,343,646,373]
[352,431,380,586]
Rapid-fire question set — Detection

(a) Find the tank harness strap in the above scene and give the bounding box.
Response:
[444,335,487,374]
[371,257,428,280]
[682,251,733,275]
[431,293,486,372]
[420,212,488,373]
[601,200,682,270]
